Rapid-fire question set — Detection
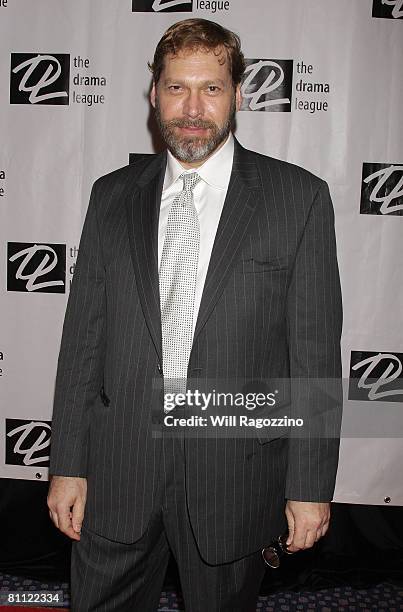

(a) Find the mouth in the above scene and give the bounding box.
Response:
[177,126,209,135]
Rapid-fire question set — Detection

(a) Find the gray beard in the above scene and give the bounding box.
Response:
[154,96,236,164]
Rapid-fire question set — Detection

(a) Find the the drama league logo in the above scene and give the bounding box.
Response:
[7,242,66,293]
[10,53,70,105]
[372,0,403,19]
[240,59,293,112]
[6,419,51,467]
[349,351,403,402]
[132,0,192,11]
[360,163,403,216]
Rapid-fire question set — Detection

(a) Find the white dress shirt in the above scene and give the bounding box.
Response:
[158,133,234,336]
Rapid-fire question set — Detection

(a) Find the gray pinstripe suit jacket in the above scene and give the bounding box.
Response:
[49,138,343,564]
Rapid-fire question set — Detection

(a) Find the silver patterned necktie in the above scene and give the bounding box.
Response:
[159,172,201,402]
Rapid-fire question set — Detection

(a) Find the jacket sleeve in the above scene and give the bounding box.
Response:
[49,180,106,477]
[285,180,343,502]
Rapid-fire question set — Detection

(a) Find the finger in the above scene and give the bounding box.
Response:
[321,521,330,538]
[303,530,317,550]
[72,499,85,533]
[315,529,322,542]
[49,508,59,529]
[57,506,80,541]
[285,510,295,547]
[287,524,307,552]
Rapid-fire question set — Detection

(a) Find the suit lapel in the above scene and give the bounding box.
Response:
[193,140,263,344]
[125,140,264,360]
[125,152,166,362]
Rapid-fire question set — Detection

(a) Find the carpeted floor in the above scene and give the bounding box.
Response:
[1,573,403,610]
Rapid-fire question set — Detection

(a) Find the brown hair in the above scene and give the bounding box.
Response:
[148,18,245,87]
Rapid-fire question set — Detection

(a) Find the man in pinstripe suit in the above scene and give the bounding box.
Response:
[48,18,343,612]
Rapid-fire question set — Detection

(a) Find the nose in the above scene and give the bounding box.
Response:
[182,89,203,119]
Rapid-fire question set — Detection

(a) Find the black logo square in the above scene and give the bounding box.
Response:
[360,162,403,216]
[372,0,403,19]
[7,242,66,293]
[10,53,70,105]
[349,351,403,402]
[240,59,293,112]
[6,419,51,467]
[132,0,193,12]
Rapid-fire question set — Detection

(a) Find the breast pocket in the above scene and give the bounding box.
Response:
[234,257,289,274]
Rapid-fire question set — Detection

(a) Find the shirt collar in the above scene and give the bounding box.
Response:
[163,133,234,192]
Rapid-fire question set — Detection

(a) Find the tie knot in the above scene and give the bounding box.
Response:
[181,172,201,193]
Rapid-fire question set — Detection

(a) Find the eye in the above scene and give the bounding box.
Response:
[207,85,220,93]
[167,85,183,93]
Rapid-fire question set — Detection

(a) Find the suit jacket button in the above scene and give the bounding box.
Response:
[157,363,163,375]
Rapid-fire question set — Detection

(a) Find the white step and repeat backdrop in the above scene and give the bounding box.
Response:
[1,0,402,505]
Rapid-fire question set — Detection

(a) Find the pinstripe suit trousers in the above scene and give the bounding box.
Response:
[71,426,268,612]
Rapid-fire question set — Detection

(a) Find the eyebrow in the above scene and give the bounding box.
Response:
[162,78,227,87]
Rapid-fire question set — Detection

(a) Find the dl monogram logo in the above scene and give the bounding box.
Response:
[240,59,293,112]
[132,0,192,11]
[349,351,403,402]
[10,53,70,105]
[7,242,66,293]
[6,419,51,467]
[360,163,403,216]
[372,0,403,18]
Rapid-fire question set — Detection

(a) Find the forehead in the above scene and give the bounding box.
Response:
[161,46,231,82]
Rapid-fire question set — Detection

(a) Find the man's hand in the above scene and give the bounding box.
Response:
[47,476,87,541]
[285,500,330,552]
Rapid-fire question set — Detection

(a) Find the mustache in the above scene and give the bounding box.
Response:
[165,118,217,130]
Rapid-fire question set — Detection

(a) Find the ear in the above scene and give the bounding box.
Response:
[235,83,242,111]
[150,81,156,109]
